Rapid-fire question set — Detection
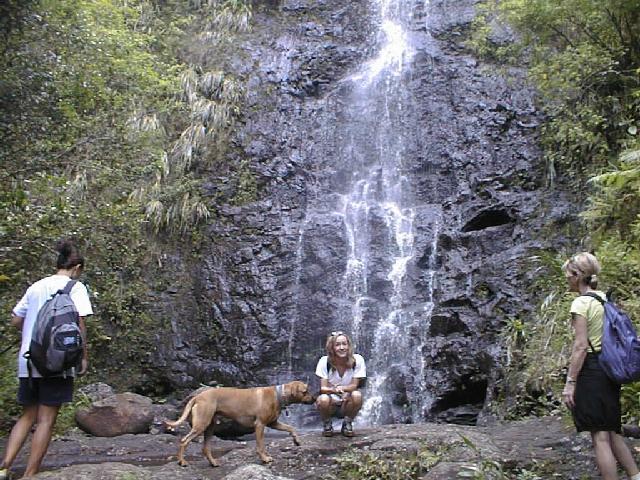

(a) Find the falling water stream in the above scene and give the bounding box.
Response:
[285,0,441,426]
[334,0,439,424]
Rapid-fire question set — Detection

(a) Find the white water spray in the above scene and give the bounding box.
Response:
[335,0,439,424]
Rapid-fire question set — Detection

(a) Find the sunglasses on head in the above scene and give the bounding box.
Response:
[330,331,345,337]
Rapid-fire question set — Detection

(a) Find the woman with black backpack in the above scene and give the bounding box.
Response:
[562,252,640,480]
[0,239,92,479]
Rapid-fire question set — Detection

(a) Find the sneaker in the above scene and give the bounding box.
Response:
[0,468,8,480]
[322,421,334,437]
[341,420,354,437]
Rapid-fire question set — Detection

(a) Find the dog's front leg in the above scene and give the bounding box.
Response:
[255,422,273,464]
[269,420,301,446]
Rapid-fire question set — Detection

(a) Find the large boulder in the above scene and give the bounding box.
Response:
[75,392,154,437]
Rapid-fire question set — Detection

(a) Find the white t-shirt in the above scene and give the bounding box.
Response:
[13,274,93,378]
[315,354,366,387]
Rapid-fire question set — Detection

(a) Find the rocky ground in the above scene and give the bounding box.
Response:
[0,416,623,479]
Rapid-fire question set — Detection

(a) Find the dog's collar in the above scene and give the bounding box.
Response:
[275,384,289,408]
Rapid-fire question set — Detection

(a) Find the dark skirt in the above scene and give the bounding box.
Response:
[572,353,621,433]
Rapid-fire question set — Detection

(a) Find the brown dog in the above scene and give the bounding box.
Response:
[165,381,315,466]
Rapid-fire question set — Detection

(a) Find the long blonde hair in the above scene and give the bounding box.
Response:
[325,332,355,370]
[562,252,601,289]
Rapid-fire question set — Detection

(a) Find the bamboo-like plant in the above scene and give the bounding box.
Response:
[180,68,200,103]
[200,71,225,99]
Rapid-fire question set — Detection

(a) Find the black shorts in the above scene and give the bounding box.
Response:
[18,377,74,406]
[572,353,621,433]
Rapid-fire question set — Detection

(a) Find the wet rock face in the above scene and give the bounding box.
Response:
[136,0,574,424]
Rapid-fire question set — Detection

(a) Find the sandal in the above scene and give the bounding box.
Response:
[341,420,354,437]
[322,420,334,437]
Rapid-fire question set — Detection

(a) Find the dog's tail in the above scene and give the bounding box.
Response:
[164,396,197,429]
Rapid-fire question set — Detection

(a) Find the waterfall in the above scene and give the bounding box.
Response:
[330,0,439,424]
[281,0,440,426]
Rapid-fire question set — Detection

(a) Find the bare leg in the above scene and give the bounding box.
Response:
[255,422,272,464]
[315,394,337,420]
[591,431,619,480]
[341,390,363,419]
[0,405,38,471]
[269,420,300,446]
[23,404,60,477]
[610,432,640,477]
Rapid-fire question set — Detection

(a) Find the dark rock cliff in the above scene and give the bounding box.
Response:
[135,0,575,426]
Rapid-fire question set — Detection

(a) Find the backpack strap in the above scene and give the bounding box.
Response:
[62,280,77,295]
[580,291,605,305]
[24,351,34,388]
[580,292,606,354]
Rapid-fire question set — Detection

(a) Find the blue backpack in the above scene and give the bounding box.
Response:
[582,292,640,384]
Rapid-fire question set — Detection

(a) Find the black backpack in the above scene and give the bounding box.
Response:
[24,280,84,377]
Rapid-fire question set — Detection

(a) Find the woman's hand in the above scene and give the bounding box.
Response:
[79,358,89,376]
[562,382,576,409]
[335,386,345,395]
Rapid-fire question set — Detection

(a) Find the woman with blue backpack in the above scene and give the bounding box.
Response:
[562,252,640,480]
[0,239,92,479]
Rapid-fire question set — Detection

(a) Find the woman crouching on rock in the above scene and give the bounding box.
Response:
[562,252,640,480]
[315,331,366,437]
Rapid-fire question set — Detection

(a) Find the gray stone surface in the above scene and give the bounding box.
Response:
[222,465,294,480]
[15,417,601,479]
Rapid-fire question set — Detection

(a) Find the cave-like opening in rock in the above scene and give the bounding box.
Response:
[432,377,488,425]
[462,209,513,232]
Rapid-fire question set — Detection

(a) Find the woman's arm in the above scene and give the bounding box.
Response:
[335,378,360,394]
[79,316,89,375]
[320,378,338,395]
[562,313,589,409]
[11,315,24,330]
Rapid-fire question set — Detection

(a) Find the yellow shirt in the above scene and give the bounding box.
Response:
[570,291,606,352]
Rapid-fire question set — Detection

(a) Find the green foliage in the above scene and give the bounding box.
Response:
[0,0,252,433]
[457,435,552,479]
[583,147,640,242]
[54,390,91,436]
[0,350,20,431]
[327,445,442,480]
[496,253,573,419]
[469,0,640,181]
